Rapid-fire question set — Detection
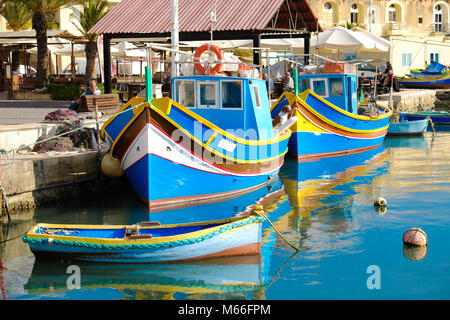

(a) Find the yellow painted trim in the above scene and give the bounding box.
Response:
[26,217,261,246]
[302,89,392,121]
[296,98,390,134]
[100,97,146,139]
[152,97,173,114]
[108,104,146,155]
[149,103,290,164]
[205,131,218,146]
[400,74,450,82]
[168,99,290,146]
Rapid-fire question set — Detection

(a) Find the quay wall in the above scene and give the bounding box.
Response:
[1,152,101,212]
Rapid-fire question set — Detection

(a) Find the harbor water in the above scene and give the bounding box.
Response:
[1,130,450,300]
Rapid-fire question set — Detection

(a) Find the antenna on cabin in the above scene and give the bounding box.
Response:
[171,0,179,77]
[210,0,217,42]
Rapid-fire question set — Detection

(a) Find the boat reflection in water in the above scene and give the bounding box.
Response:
[384,136,429,150]
[25,256,267,300]
[24,178,286,299]
[271,144,390,257]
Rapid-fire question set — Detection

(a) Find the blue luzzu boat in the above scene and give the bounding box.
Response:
[101,46,293,210]
[400,61,450,89]
[23,215,265,263]
[271,70,392,160]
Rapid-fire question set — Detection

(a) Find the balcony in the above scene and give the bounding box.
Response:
[383,22,408,36]
[428,23,450,35]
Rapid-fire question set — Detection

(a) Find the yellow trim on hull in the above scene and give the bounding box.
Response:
[272,91,391,134]
[102,97,291,164]
[26,216,262,246]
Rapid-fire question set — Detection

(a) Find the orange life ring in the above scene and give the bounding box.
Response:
[193,44,224,75]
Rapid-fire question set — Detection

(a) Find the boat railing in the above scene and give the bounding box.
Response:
[142,43,263,79]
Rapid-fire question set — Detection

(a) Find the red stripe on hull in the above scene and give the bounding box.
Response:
[181,242,262,261]
[141,177,277,212]
[293,142,384,162]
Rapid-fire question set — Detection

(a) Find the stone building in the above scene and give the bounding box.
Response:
[308,0,450,75]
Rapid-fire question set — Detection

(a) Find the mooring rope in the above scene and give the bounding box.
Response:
[251,207,301,252]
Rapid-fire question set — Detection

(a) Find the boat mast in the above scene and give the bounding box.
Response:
[171,0,179,77]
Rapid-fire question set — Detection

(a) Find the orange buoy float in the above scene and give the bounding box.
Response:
[193,43,224,75]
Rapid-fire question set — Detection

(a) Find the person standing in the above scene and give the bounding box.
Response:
[282,71,294,93]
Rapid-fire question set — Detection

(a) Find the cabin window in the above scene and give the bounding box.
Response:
[221,80,242,109]
[298,79,309,92]
[310,78,328,97]
[198,81,219,109]
[174,80,195,108]
[329,78,343,96]
[252,85,262,108]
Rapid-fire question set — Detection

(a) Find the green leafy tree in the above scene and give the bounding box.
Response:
[0,1,32,31]
[0,1,32,71]
[340,21,361,29]
[19,0,77,88]
[70,0,109,79]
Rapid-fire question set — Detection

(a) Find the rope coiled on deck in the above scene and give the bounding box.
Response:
[22,216,266,251]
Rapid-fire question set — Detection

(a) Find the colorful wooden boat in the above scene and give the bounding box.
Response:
[23,215,265,263]
[271,71,392,160]
[101,48,292,209]
[400,111,450,125]
[387,118,429,136]
[400,61,450,89]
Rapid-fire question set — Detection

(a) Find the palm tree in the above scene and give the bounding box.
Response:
[0,1,32,31]
[70,0,109,79]
[20,0,77,88]
[340,21,361,29]
[0,1,32,72]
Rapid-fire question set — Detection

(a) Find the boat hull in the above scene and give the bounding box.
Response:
[387,119,429,136]
[102,97,289,209]
[271,91,391,160]
[24,217,264,263]
[400,112,450,125]
[399,75,450,89]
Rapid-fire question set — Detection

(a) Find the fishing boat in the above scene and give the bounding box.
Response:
[400,111,450,125]
[23,214,265,263]
[101,44,293,210]
[399,61,450,89]
[387,118,429,136]
[271,63,392,160]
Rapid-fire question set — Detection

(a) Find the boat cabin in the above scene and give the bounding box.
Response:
[172,75,274,139]
[298,73,358,114]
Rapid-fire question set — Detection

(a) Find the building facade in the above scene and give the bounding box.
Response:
[309,0,450,75]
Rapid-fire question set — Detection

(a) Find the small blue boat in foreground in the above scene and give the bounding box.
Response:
[387,118,429,136]
[23,215,265,263]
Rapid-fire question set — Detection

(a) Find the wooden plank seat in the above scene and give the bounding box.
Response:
[78,93,120,114]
